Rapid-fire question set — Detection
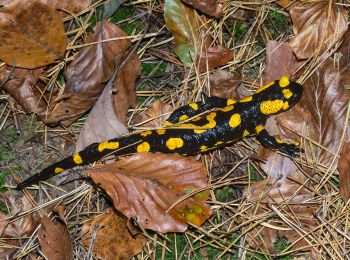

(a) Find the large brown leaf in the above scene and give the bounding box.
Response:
[86,153,211,232]
[38,215,73,260]
[40,0,91,13]
[80,208,146,259]
[338,142,350,201]
[181,0,222,18]
[0,1,68,68]
[208,70,241,99]
[197,46,234,73]
[46,20,130,126]
[289,1,348,59]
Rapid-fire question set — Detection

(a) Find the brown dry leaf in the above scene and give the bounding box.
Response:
[263,41,302,84]
[75,83,128,152]
[289,1,348,59]
[275,0,297,9]
[46,20,130,126]
[38,216,73,260]
[229,0,256,20]
[245,179,320,253]
[0,66,53,120]
[338,142,350,201]
[131,100,174,127]
[111,51,140,125]
[181,0,222,18]
[0,1,67,69]
[86,153,211,232]
[0,212,19,259]
[80,208,146,259]
[40,0,92,13]
[208,70,241,99]
[197,46,234,73]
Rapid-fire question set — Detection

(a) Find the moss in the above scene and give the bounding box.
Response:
[274,236,292,259]
[110,6,143,35]
[215,186,235,201]
[0,202,8,214]
[268,10,288,31]
[235,20,248,40]
[141,61,167,77]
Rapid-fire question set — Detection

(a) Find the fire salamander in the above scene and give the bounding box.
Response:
[16,76,303,189]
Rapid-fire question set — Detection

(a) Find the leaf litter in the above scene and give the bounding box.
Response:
[0,0,349,259]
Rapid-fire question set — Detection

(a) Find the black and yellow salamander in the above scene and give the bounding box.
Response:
[16,76,303,189]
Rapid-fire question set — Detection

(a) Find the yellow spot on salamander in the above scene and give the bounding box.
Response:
[189,102,198,110]
[275,137,283,144]
[179,115,189,122]
[163,121,172,126]
[256,81,274,93]
[98,141,120,152]
[192,116,201,122]
[215,141,223,146]
[166,138,184,150]
[137,142,151,153]
[295,141,300,146]
[219,105,234,112]
[227,99,236,105]
[194,112,216,134]
[73,153,83,165]
[255,125,265,134]
[140,130,152,137]
[282,89,293,99]
[260,100,284,115]
[200,145,207,151]
[156,129,166,135]
[54,167,64,174]
[229,113,241,128]
[240,96,252,103]
[283,102,289,110]
[279,76,290,87]
[243,130,249,137]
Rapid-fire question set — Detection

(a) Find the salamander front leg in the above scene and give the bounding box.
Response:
[255,125,301,157]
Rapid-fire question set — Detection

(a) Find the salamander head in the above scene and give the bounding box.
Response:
[255,76,303,116]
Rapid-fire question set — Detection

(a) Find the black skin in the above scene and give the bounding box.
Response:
[16,78,303,189]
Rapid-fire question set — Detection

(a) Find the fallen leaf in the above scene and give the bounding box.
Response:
[38,216,73,260]
[131,100,174,127]
[208,70,241,99]
[229,0,256,20]
[46,20,130,126]
[0,66,52,120]
[75,82,128,152]
[263,41,302,84]
[164,0,203,66]
[112,51,140,125]
[0,212,19,259]
[41,0,92,14]
[102,0,128,19]
[181,0,222,18]
[338,142,350,201]
[86,153,211,232]
[0,1,68,68]
[197,46,234,73]
[80,208,146,259]
[289,1,348,59]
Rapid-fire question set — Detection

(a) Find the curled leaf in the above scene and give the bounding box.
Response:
[86,153,211,233]
[0,1,68,68]
[289,1,348,59]
[80,208,146,259]
[197,46,234,73]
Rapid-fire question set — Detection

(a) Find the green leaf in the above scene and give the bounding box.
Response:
[164,0,200,66]
[102,0,128,19]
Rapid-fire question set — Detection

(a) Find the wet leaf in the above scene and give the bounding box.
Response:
[289,1,348,59]
[38,216,73,260]
[164,0,202,66]
[131,100,174,127]
[263,41,302,84]
[0,66,52,120]
[208,70,241,99]
[0,1,68,68]
[80,208,146,259]
[181,0,222,18]
[338,142,350,201]
[197,46,234,73]
[86,153,211,232]
[46,20,130,126]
